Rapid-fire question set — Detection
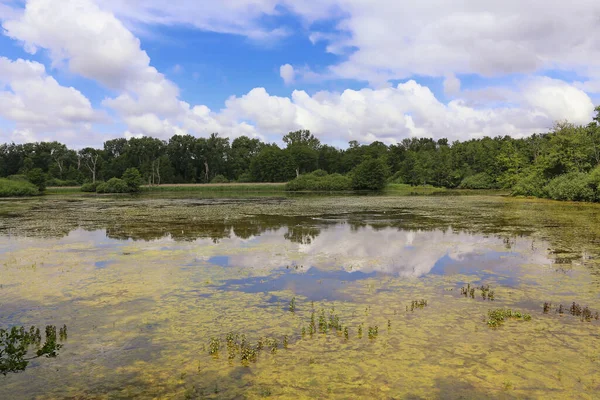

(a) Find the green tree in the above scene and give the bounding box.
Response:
[26,168,47,191]
[122,168,144,192]
[351,158,389,191]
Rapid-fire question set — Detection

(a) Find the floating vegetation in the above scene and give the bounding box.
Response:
[208,337,221,357]
[408,299,428,311]
[289,297,296,313]
[0,324,67,375]
[343,327,349,340]
[487,309,531,328]
[358,324,363,339]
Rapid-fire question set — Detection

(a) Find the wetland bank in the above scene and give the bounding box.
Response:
[1,193,600,399]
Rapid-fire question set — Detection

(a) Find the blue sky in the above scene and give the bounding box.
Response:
[0,0,599,147]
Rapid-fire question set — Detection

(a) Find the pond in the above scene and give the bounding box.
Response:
[0,194,599,399]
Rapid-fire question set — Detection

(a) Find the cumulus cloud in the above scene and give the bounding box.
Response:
[279,64,295,85]
[0,0,597,147]
[0,56,104,143]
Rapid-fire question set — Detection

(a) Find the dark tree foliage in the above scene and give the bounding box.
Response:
[0,108,599,198]
[351,158,389,191]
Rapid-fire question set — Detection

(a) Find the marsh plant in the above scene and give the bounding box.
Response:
[289,297,296,313]
[209,333,288,366]
[479,285,495,300]
[408,299,428,311]
[367,326,379,339]
[487,309,532,328]
[0,324,67,375]
[543,302,599,321]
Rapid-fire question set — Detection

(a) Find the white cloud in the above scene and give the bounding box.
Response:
[0,0,597,148]
[279,64,295,85]
[0,57,104,142]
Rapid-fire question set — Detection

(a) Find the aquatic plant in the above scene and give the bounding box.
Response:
[479,285,495,301]
[208,337,221,357]
[409,299,428,311]
[543,302,552,313]
[367,326,379,339]
[289,297,296,313]
[343,327,349,340]
[487,309,531,328]
[358,324,363,339]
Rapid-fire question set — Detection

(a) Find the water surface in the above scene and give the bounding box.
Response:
[1,194,599,399]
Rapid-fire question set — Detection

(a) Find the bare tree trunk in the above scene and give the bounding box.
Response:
[204,160,209,183]
[296,167,299,178]
[155,158,161,185]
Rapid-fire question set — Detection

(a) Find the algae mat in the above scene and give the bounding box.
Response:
[0,194,599,399]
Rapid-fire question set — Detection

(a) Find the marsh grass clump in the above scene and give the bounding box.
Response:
[358,324,363,339]
[289,297,296,313]
[409,299,428,311]
[367,326,379,339]
[487,309,531,328]
[543,302,552,314]
[209,337,221,357]
[343,327,349,340]
[478,285,495,301]
[460,283,475,299]
[548,302,599,321]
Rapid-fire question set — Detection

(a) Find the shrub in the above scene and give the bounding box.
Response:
[0,178,39,197]
[7,175,28,182]
[96,178,129,194]
[26,168,47,191]
[351,158,389,191]
[46,178,79,187]
[81,181,102,192]
[237,172,253,183]
[458,172,496,189]
[311,169,328,177]
[210,174,229,184]
[286,172,351,191]
[543,172,596,202]
[511,170,548,198]
[122,168,144,192]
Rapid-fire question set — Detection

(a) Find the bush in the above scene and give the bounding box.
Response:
[0,178,39,197]
[511,170,548,198]
[458,173,496,189]
[286,172,352,191]
[311,169,328,177]
[81,181,102,192]
[7,175,28,182]
[96,178,129,194]
[46,178,79,187]
[122,168,144,192]
[543,172,596,202]
[210,174,229,184]
[351,158,389,191]
[26,168,47,191]
[237,172,253,183]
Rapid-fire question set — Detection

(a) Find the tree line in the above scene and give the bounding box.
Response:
[1,107,599,196]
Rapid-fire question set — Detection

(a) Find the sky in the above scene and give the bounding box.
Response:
[0,0,599,148]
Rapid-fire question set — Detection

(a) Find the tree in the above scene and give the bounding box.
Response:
[282,130,321,150]
[351,158,389,191]
[79,148,101,183]
[122,168,144,192]
[26,168,47,191]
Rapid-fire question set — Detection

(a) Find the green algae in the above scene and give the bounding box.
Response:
[0,194,599,399]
